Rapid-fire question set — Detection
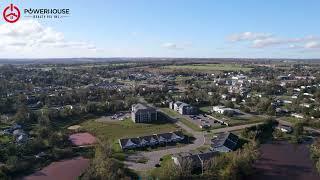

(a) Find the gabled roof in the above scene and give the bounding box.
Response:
[211,132,239,151]
[157,132,173,140]
[141,135,158,143]
[171,131,184,140]
[119,138,140,148]
[198,151,219,162]
[173,151,218,168]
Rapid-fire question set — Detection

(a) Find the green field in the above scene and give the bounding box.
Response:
[81,119,180,150]
[164,64,253,72]
[278,117,302,124]
[199,106,212,113]
[210,113,265,127]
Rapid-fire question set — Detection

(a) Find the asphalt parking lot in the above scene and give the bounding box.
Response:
[186,114,226,129]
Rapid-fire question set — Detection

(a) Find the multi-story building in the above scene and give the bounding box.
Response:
[131,103,157,123]
[169,101,197,115]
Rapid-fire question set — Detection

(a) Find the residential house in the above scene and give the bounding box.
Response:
[212,106,237,115]
[119,137,141,150]
[276,125,293,133]
[211,132,239,152]
[172,151,218,172]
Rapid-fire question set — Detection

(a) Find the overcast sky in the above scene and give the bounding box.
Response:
[0,0,319,59]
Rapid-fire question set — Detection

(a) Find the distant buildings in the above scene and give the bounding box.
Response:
[131,103,157,123]
[118,131,184,150]
[169,101,197,115]
[212,106,238,115]
[211,132,239,152]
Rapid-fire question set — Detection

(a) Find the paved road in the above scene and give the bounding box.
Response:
[210,122,263,133]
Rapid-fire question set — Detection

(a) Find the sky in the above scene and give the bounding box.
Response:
[0,0,319,59]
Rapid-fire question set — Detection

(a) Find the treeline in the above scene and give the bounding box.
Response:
[241,119,278,143]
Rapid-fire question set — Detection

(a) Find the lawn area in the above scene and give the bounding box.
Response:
[199,106,212,113]
[164,63,253,72]
[147,155,173,178]
[0,135,11,144]
[279,117,302,124]
[160,108,202,131]
[80,119,180,151]
[210,113,266,127]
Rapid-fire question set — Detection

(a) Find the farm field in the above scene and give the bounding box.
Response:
[163,63,253,72]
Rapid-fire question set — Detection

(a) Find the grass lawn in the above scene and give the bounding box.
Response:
[160,108,202,131]
[164,63,253,72]
[199,106,212,113]
[0,135,12,144]
[147,155,173,178]
[80,119,180,151]
[279,117,302,124]
[210,113,265,127]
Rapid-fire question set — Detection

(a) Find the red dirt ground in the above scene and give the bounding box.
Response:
[23,157,90,180]
[68,132,97,146]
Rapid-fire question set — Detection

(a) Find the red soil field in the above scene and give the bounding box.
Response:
[68,132,97,146]
[23,157,90,180]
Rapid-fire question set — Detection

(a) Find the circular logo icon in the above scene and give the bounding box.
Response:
[3,4,21,23]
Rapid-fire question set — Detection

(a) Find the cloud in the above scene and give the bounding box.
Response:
[228,32,320,49]
[228,32,272,42]
[252,38,283,48]
[161,42,192,50]
[304,41,320,49]
[0,19,98,58]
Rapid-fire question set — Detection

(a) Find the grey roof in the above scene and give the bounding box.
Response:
[119,137,140,148]
[132,103,155,112]
[173,151,218,168]
[198,151,219,162]
[211,132,239,151]
[174,101,184,105]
